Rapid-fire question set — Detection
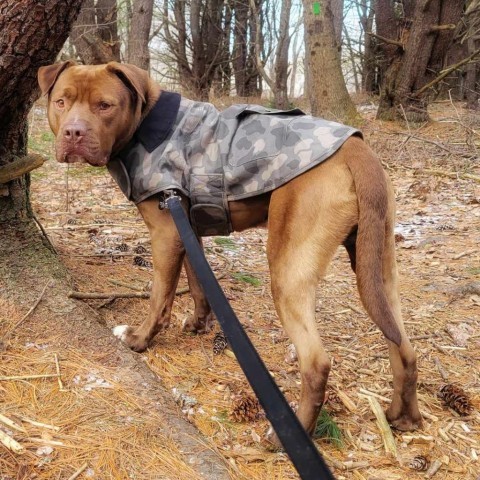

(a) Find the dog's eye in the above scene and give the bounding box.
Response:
[54,99,65,109]
[99,102,111,111]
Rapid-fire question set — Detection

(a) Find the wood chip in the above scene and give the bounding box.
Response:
[367,396,397,458]
[0,429,24,453]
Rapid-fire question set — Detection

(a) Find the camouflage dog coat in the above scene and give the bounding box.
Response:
[107,92,361,236]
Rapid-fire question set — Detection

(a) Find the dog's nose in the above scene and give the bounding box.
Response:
[63,122,87,142]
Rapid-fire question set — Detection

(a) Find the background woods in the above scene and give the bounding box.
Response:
[60,0,480,120]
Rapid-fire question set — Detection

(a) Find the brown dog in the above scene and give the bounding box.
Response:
[38,62,422,444]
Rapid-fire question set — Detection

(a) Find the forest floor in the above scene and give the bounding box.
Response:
[1,98,479,479]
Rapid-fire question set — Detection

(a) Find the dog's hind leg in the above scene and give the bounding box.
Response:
[382,198,422,430]
[265,165,357,445]
[351,176,422,430]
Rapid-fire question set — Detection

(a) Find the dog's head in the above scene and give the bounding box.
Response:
[38,62,155,166]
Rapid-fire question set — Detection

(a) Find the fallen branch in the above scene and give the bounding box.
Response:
[0,153,47,183]
[72,268,230,300]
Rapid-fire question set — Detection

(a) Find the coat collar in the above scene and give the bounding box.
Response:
[135,91,181,153]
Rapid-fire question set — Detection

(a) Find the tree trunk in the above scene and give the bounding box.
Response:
[302,0,359,123]
[273,0,293,108]
[376,0,464,122]
[0,0,84,223]
[127,0,154,70]
[358,0,377,93]
[71,0,120,64]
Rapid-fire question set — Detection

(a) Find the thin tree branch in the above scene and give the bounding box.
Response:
[367,31,404,49]
[414,47,480,97]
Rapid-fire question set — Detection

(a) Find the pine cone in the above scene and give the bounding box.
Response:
[66,218,77,225]
[117,243,129,252]
[438,384,473,416]
[409,455,429,471]
[134,245,148,254]
[213,331,228,355]
[93,217,108,224]
[231,390,262,422]
[133,256,152,268]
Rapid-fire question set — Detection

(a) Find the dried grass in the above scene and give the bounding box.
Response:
[0,299,216,479]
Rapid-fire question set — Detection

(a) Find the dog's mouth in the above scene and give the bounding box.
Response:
[56,143,110,167]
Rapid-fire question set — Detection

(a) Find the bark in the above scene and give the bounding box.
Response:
[302,0,359,123]
[376,0,464,122]
[127,0,154,70]
[0,0,84,223]
[71,0,120,64]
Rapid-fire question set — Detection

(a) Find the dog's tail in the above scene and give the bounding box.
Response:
[344,137,402,346]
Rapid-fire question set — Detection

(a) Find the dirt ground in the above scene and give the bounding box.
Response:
[2,99,479,479]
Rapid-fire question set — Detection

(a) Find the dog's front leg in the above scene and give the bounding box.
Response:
[182,252,215,334]
[113,198,185,352]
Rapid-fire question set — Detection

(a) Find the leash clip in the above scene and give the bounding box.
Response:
[158,189,181,210]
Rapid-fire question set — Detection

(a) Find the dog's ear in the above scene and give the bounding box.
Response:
[38,61,76,96]
[106,62,150,110]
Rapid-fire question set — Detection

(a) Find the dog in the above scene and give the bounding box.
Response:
[38,61,422,445]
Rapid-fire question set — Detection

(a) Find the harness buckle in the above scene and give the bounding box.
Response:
[158,189,181,210]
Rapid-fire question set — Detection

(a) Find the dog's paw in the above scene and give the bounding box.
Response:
[386,406,423,431]
[112,325,148,352]
[182,312,215,334]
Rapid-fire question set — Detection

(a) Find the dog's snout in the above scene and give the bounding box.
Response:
[63,122,87,142]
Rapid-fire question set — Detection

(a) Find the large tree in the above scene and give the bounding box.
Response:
[0,0,84,223]
[375,0,465,122]
[302,0,359,123]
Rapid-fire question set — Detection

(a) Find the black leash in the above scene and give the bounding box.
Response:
[165,194,336,480]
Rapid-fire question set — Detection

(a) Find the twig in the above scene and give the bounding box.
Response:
[54,353,66,391]
[5,280,51,339]
[0,373,60,381]
[20,416,60,431]
[433,356,449,381]
[199,339,214,368]
[67,463,89,480]
[367,396,397,458]
[419,168,480,183]
[0,413,27,433]
[69,291,150,300]
[0,429,24,453]
[32,213,58,255]
[367,31,404,49]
